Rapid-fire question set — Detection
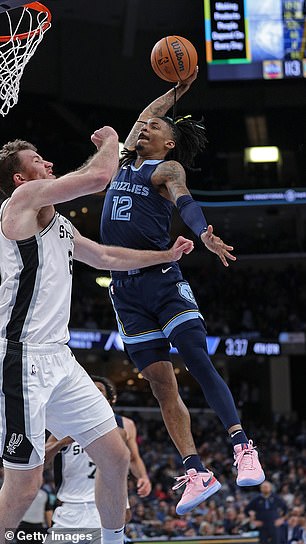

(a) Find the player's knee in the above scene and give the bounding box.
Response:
[16,475,42,505]
[22,486,41,506]
[171,321,206,350]
[150,380,178,403]
[171,322,212,368]
[142,364,178,402]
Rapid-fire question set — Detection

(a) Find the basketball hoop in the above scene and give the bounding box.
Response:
[0,2,51,117]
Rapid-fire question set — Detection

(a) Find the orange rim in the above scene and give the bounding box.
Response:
[0,2,51,43]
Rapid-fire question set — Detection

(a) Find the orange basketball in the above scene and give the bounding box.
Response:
[150,35,198,83]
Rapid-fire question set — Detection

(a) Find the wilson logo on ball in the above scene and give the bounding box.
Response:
[170,40,185,72]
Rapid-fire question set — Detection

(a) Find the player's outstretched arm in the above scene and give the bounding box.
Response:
[153,161,236,267]
[73,229,194,270]
[11,127,119,210]
[124,69,198,150]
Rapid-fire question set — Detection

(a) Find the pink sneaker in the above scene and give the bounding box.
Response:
[172,468,221,515]
[234,440,265,486]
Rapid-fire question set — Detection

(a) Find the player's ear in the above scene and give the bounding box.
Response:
[165,139,175,150]
[13,172,25,186]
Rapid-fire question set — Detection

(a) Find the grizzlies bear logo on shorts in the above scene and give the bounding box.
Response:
[177,282,197,305]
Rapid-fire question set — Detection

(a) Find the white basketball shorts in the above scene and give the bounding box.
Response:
[0,339,115,469]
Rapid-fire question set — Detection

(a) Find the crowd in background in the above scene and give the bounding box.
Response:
[186,264,306,337]
[69,262,306,338]
[2,413,304,541]
[121,412,306,539]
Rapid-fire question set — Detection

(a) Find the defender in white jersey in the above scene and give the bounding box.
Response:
[44,376,151,530]
[48,439,101,530]
[0,133,194,543]
[44,437,100,543]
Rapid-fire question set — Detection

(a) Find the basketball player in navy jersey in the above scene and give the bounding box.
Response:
[0,129,194,543]
[99,72,265,516]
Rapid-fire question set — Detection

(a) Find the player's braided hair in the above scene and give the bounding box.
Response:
[119,115,207,170]
[0,139,37,198]
[162,115,207,169]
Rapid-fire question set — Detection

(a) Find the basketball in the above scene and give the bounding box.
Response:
[150,35,198,83]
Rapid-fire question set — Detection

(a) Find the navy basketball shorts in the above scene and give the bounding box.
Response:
[109,263,205,371]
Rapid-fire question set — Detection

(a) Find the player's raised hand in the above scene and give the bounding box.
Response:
[176,66,198,89]
[91,126,118,150]
[201,225,236,267]
[169,236,194,261]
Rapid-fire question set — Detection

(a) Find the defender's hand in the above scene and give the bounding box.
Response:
[169,236,194,261]
[201,225,236,267]
[91,126,118,149]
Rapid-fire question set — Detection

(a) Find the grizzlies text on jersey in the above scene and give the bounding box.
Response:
[100,160,174,260]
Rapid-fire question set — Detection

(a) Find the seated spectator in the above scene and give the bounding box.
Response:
[286,514,304,544]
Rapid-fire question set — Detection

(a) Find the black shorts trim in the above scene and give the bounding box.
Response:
[1,340,34,463]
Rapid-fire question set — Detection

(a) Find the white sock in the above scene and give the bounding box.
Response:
[102,526,125,544]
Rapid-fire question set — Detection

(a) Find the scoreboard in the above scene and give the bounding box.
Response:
[204,0,306,80]
[68,329,282,357]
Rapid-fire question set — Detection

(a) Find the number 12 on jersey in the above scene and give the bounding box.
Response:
[111,196,132,221]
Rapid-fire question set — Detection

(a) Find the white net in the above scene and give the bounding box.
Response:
[0,3,51,117]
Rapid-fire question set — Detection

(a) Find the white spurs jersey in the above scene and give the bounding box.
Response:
[0,200,74,344]
[54,442,96,503]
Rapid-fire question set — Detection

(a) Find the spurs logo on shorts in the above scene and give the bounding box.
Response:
[177,282,197,305]
[6,432,23,455]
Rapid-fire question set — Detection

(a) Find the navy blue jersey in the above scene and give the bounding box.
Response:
[115,413,124,428]
[100,160,174,255]
[101,160,206,370]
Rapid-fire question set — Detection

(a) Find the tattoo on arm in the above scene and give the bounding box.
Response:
[124,88,181,149]
[148,91,177,117]
[124,125,142,150]
[155,162,190,203]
